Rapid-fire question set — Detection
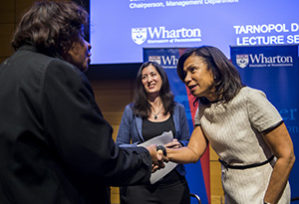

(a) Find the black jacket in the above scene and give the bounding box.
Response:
[0,45,151,204]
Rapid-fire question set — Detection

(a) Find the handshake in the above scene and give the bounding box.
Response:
[146,139,181,172]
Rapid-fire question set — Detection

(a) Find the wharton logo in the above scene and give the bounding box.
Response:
[231,46,298,69]
[235,53,294,68]
[131,26,202,45]
[148,55,178,69]
[250,54,293,65]
[148,56,161,64]
[236,54,249,68]
[160,55,178,67]
[132,28,147,45]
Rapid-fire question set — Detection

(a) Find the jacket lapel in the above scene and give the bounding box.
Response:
[135,116,144,142]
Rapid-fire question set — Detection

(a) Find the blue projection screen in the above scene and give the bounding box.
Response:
[90,0,299,64]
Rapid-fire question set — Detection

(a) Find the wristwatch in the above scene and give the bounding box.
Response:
[156,145,167,156]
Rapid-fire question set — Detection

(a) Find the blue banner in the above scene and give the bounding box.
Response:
[143,48,209,204]
[231,45,299,199]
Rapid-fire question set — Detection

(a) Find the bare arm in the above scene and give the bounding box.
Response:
[165,139,182,149]
[263,123,295,204]
[166,125,208,163]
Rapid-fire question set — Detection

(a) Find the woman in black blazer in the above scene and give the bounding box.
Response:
[0,1,162,204]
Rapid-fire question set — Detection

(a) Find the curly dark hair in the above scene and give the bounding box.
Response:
[12,1,88,57]
[133,61,175,118]
[177,46,243,105]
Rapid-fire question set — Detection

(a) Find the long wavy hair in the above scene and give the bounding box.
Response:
[133,61,175,118]
[177,46,243,105]
[12,1,88,57]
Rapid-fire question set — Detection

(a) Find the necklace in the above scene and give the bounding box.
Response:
[152,106,163,120]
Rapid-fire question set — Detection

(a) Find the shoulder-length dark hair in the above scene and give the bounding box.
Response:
[177,46,243,105]
[133,61,175,118]
[12,1,88,57]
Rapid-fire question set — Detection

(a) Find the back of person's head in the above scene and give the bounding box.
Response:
[177,46,243,104]
[12,1,88,57]
[133,61,174,118]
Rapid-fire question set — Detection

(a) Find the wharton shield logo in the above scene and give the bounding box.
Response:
[231,45,298,69]
[132,26,202,45]
[132,28,147,45]
[236,54,249,68]
[148,56,161,64]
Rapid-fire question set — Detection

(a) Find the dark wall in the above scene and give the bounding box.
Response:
[86,63,141,80]
[71,0,141,80]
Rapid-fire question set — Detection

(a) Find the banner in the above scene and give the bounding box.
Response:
[143,48,209,204]
[231,45,299,199]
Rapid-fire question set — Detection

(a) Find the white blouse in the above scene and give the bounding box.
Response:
[195,87,290,204]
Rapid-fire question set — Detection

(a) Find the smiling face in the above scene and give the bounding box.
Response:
[141,64,163,96]
[66,36,91,72]
[183,54,217,101]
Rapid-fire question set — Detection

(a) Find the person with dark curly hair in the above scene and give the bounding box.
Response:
[117,61,191,204]
[165,46,295,204]
[0,1,163,203]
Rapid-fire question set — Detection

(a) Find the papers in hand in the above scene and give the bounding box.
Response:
[138,131,178,184]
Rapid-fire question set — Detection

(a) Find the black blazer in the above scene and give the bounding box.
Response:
[0,46,151,204]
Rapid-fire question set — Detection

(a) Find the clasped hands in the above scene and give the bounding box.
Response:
[146,139,181,173]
